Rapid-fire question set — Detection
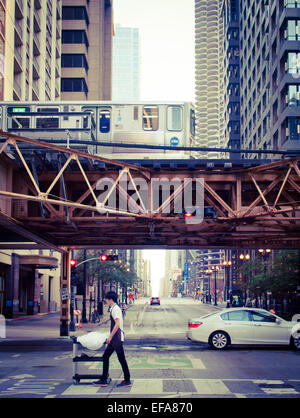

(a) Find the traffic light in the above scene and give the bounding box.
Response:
[70,259,77,271]
[100,254,118,262]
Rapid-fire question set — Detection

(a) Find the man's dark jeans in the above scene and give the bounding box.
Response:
[102,339,130,381]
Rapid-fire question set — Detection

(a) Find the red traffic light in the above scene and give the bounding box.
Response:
[184,212,193,219]
[70,259,77,267]
[100,254,108,262]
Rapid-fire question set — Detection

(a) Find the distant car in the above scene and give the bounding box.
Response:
[187,308,300,350]
[150,297,161,306]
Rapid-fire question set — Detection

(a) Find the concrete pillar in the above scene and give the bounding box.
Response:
[27,268,39,315]
[4,253,20,318]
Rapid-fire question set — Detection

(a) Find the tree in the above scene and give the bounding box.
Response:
[238,250,299,295]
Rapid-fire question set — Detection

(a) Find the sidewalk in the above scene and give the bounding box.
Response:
[0,298,147,348]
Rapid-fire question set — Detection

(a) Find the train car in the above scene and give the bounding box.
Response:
[0,101,195,159]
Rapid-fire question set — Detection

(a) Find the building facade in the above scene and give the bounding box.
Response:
[2,0,62,101]
[223,0,241,155]
[195,0,225,158]
[112,25,140,101]
[0,249,61,318]
[239,0,300,156]
[61,0,113,100]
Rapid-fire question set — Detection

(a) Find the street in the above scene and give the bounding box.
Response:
[0,297,299,399]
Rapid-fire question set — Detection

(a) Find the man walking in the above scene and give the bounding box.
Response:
[93,291,131,387]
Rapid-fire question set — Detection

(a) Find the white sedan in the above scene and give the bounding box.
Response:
[187,308,300,350]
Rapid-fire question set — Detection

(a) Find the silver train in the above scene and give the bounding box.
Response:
[0,101,195,159]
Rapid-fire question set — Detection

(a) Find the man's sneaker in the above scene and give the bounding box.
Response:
[116,380,132,387]
[93,378,111,387]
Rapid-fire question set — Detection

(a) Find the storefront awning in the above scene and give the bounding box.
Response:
[19,255,58,269]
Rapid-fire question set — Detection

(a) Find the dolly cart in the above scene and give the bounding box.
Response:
[71,336,111,385]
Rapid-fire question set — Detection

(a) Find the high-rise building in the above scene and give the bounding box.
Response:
[223,0,241,155]
[61,0,113,100]
[239,0,300,156]
[112,25,140,101]
[195,0,225,158]
[2,0,62,101]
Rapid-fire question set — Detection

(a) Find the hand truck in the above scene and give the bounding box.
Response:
[70,336,111,385]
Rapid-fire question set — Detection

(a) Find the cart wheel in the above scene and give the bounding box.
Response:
[73,378,80,385]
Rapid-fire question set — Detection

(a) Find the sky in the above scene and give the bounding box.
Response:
[143,250,165,296]
[113,0,195,102]
[114,1,195,293]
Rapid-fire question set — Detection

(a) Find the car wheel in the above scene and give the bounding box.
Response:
[209,331,230,350]
[290,336,300,350]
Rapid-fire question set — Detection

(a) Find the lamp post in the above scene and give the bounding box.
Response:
[239,252,251,306]
[223,260,232,302]
[258,249,271,309]
[205,268,212,303]
[211,266,219,306]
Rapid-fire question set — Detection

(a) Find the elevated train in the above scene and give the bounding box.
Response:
[0,101,196,159]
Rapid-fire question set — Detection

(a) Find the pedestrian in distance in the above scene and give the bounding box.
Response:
[93,291,131,388]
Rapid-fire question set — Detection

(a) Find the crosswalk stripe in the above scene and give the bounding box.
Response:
[192,379,231,395]
[130,379,163,395]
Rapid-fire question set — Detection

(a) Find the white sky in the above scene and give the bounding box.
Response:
[113,0,195,102]
[143,250,166,296]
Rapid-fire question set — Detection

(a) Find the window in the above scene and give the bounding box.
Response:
[167,106,182,131]
[287,117,300,140]
[36,118,59,129]
[61,78,88,95]
[285,0,300,8]
[10,117,30,129]
[62,7,89,25]
[62,30,89,49]
[61,54,88,71]
[99,109,111,133]
[251,311,276,323]
[190,109,196,137]
[143,106,159,131]
[287,52,300,75]
[287,85,300,106]
[222,310,251,321]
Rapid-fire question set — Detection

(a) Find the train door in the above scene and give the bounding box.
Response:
[98,107,112,142]
[165,105,184,147]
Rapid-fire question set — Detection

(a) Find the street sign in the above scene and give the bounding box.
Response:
[60,288,69,301]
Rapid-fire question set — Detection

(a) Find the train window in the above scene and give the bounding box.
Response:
[10,117,30,129]
[37,108,59,113]
[36,118,59,129]
[143,106,159,131]
[167,106,182,131]
[99,109,111,133]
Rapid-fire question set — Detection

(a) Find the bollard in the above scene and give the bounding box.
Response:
[73,310,82,328]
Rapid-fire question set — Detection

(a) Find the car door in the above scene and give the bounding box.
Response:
[220,310,254,344]
[250,310,290,344]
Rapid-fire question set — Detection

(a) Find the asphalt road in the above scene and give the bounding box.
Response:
[0,297,299,399]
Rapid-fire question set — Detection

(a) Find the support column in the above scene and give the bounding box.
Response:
[27,268,39,315]
[60,249,71,336]
[4,253,20,318]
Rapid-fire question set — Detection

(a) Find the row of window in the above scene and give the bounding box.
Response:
[7,106,186,133]
[61,54,89,72]
[220,309,277,323]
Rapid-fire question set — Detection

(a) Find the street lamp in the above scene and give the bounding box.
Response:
[205,268,212,304]
[223,260,232,301]
[211,266,219,306]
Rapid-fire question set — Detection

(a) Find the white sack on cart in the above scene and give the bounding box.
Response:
[77,331,109,351]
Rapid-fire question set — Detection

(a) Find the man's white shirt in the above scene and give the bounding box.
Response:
[110,303,124,342]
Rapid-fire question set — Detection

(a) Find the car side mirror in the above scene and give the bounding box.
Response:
[276,318,281,324]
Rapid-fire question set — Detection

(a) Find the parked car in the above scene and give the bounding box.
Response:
[150,297,161,306]
[187,308,300,350]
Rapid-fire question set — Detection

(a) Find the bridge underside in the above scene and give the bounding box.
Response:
[0,131,300,250]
